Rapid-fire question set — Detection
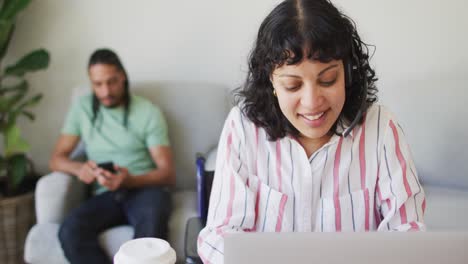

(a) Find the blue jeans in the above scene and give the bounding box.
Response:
[58,186,172,264]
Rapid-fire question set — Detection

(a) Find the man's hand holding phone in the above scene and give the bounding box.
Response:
[96,162,130,191]
[76,161,99,184]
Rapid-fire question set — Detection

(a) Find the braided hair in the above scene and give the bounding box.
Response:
[88,48,131,128]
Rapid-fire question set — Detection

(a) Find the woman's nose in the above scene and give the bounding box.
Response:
[300,84,324,109]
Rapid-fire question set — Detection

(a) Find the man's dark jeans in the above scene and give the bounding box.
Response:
[58,186,172,264]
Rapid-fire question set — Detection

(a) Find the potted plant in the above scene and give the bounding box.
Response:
[0,0,50,263]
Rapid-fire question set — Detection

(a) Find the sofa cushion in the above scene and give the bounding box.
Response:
[24,223,134,264]
[99,225,134,259]
[24,191,197,263]
[24,223,67,264]
[424,185,468,230]
[169,191,198,262]
[133,82,230,190]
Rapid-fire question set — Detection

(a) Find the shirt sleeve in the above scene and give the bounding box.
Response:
[376,113,426,231]
[61,100,82,136]
[197,108,255,264]
[145,105,170,147]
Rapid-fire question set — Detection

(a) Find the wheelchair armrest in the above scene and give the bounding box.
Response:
[196,148,217,221]
[196,154,207,220]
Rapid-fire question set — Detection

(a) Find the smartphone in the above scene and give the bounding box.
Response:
[97,161,116,174]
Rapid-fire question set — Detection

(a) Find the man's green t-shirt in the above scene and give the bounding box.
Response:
[62,94,170,194]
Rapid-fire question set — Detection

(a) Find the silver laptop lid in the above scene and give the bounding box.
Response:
[225,232,468,264]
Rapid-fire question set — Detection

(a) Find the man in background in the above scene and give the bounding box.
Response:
[50,48,175,264]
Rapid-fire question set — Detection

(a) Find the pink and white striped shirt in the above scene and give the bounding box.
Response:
[197,104,426,264]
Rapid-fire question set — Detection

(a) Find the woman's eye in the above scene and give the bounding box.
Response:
[284,84,300,91]
[320,79,336,87]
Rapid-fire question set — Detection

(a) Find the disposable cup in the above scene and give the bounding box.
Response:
[114,237,176,264]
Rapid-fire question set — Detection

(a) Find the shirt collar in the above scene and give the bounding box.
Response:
[286,131,342,150]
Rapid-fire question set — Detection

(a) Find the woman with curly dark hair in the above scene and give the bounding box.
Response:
[198,1,426,262]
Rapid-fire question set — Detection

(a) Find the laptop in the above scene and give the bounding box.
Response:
[225,232,468,264]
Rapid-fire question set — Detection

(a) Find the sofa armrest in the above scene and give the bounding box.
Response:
[35,171,87,224]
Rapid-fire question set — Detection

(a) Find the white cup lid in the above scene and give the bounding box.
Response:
[114,238,176,264]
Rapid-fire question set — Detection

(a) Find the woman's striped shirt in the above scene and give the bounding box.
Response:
[198,104,426,264]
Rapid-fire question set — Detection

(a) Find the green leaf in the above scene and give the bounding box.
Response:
[0,0,32,20]
[0,155,5,172]
[20,110,34,120]
[6,110,18,127]
[0,94,9,112]
[5,49,50,77]
[4,93,41,128]
[0,19,14,60]
[0,83,27,113]
[4,124,29,157]
[0,122,7,133]
[8,153,28,188]
[0,80,28,94]
[15,93,42,111]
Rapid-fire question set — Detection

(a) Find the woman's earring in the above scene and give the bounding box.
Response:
[273,89,277,97]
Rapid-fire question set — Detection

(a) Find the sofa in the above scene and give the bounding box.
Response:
[24,80,468,264]
[24,82,231,264]
[423,185,468,231]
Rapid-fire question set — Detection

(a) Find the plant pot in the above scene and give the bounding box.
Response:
[0,192,35,264]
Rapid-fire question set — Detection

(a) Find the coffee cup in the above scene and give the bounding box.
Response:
[114,237,176,264]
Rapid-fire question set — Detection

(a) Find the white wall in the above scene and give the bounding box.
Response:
[6,0,468,188]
